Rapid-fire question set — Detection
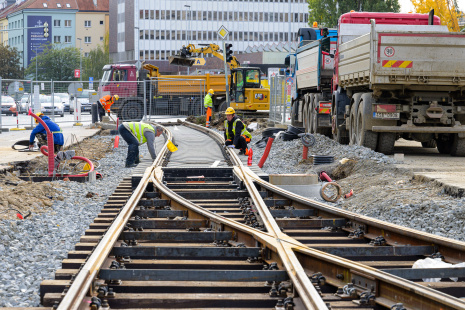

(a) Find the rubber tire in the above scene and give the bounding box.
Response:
[356,93,378,150]
[302,95,309,133]
[281,132,299,141]
[450,134,465,157]
[287,125,305,135]
[348,93,363,145]
[218,101,228,112]
[421,140,437,148]
[376,132,396,155]
[121,101,144,121]
[436,138,452,154]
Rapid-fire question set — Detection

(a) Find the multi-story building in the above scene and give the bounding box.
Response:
[0,0,108,69]
[110,0,309,66]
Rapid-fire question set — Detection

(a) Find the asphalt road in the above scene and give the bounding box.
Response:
[0,111,94,129]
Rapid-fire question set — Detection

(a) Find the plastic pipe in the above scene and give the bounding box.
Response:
[29,109,55,176]
[258,137,274,168]
[319,171,333,183]
[302,146,308,160]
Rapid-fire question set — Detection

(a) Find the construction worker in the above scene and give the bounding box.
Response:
[98,94,119,121]
[29,113,64,153]
[224,107,252,155]
[204,89,214,128]
[118,121,163,168]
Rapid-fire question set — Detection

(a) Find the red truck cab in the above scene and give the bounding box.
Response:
[99,64,138,98]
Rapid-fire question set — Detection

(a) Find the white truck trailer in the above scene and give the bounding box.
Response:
[338,19,465,155]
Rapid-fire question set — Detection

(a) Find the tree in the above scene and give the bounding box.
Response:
[25,43,80,81]
[0,44,23,79]
[82,31,110,83]
[308,0,401,28]
[411,0,463,31]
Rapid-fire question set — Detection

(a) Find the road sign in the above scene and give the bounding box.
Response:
[68,82,83,97]
[193,58,206,66]
[74,69,80,78]
[135,60,142,70]
[8,81,24,101]
[217,25,229,39]
[89,77,94,89]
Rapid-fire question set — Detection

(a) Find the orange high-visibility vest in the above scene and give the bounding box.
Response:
[99,95,114,112]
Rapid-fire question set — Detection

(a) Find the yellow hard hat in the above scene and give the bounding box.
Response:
[208,89,214,94]
[114,95,119,100]
[225,107,235,115]
[35,112,44,124]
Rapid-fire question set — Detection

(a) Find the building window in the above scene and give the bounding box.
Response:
[100,20,104,25]
[43,3,47,7]
[57,3,61,7]
[85,20,91,27]
[65,20,71,27]
[100,36,104,41]
[65,36,71,43]
[54,36,60,43]
[66,3,70,7]
[84,36,91,43]
[84,52,89,57]
[54,20,61,27]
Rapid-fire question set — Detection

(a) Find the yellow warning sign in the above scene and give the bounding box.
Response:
[193,58,206,66]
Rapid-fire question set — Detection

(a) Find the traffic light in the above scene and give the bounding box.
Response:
[225,43,233,63]
[43,22,49,38]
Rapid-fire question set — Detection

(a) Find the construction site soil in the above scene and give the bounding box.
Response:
[1,121,464,241]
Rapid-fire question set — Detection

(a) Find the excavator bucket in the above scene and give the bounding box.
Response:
[169,56,195,67]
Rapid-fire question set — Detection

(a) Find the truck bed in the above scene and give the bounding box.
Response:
[295,40,334,90]
[156,74,227,95]
[338,22,465,90]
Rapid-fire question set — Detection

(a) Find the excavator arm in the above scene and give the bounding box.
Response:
[169,43,240,69]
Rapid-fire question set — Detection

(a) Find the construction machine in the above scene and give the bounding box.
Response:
[170,44,270,112]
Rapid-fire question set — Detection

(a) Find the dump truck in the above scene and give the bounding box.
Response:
[170,44,270,112]
[290,11,465,156]
[98,63,229,120]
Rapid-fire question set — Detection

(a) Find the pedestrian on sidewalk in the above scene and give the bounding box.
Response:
[204,89,214,128]
[118,122,163,168]
[29,113,64,153]
[224,107,251,155]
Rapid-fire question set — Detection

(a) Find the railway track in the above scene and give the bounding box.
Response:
[29,122,465,309]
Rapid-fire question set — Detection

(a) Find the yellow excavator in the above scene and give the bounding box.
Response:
[170,44,269,111]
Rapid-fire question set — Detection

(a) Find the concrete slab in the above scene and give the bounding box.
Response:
[0,123,100,169]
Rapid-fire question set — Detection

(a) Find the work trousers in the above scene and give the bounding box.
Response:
[37,133,63,154]
[205,107,212,128]
[98,103,106,122]
[118,124,140,166]
[225,135,248,151]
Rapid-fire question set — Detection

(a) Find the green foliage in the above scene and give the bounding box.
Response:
[82,31,110,83]
[308,0,401,28]
[25,43,80,81]
[0,44,24,79]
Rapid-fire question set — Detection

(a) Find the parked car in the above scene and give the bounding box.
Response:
[55,93,71,113]
[70,89,95,114]
[1,96,18,115]
[41,95,65,117]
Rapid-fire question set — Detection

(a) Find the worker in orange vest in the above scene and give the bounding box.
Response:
[98,94,119,121]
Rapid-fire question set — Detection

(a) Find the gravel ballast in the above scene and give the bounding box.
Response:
[0,135,146,307]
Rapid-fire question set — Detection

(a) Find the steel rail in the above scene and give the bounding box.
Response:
[174,121,329,309]
[244,167,465,309]
[57,126,173,310]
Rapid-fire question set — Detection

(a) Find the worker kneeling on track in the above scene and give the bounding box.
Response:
[29,113,64,153]
[118,121,163,168]
[224,107,251,155]
[98,94,119,122]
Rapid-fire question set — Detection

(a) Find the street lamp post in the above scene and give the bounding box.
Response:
[77,38,82,81]
[184,4,191,75]
[35,47,38,80]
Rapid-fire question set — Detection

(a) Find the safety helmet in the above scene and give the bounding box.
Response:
[35,113,44,124]
[114,95,119,100]
[208,89,214,95]
[225,107,235,115]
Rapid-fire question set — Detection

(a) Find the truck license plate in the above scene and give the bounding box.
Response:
[373,112,399,119]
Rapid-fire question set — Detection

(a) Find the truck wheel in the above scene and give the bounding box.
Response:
[121,101,144,121]
[356,93,378,150]
[218,101,228,112]
[421,140,437,148]
[302,95,309,133]
[334,127,349,145]
[348,93,362,145]
[450,134,465,156]
[376,132,396,155]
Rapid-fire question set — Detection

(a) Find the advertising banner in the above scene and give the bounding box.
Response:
[27,16,52,66]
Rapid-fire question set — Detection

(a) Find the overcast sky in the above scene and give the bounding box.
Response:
[398,0,465,12]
